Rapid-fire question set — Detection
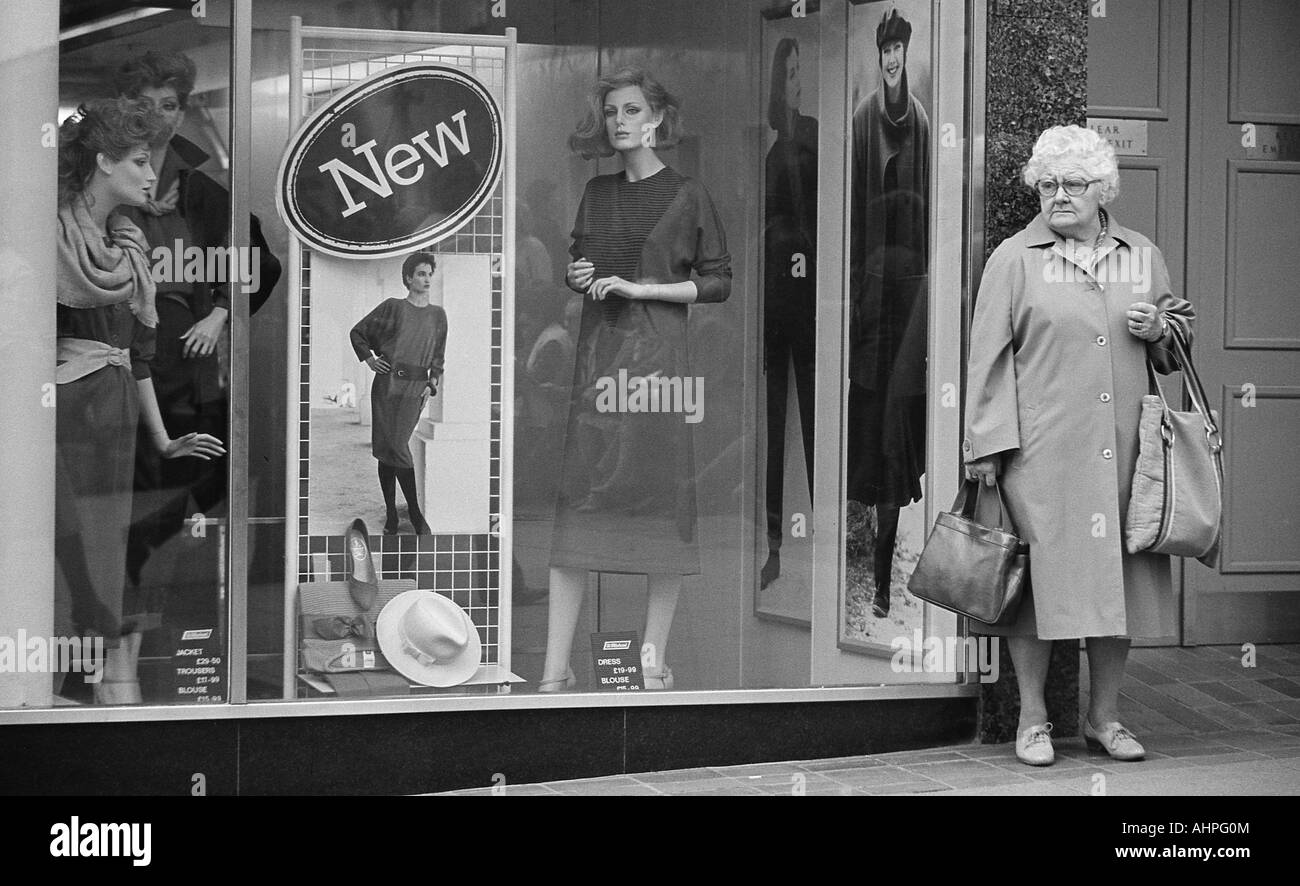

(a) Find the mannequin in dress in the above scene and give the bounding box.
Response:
[541,67,732,691]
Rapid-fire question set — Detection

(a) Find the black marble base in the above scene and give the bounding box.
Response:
[0,696,975,795]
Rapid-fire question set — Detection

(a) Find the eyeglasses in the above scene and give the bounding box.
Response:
[1036,178,1100,198]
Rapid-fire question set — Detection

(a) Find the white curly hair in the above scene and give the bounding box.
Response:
[1022,124,1120,204]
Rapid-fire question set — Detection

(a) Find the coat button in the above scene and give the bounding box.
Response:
[1099,393,1112,403]
[1096,335,1107,346]
[1102,448,1114,459]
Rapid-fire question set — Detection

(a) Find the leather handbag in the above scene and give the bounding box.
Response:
[1124,323,1224,568]
[907,480,1029,626]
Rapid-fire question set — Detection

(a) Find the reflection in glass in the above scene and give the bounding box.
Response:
[761,37,818,592]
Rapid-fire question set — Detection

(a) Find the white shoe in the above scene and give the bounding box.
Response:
[1084,719,1145,761]
[1015,722,1055,766]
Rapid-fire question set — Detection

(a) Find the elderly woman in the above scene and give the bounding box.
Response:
[964,125,1195,765]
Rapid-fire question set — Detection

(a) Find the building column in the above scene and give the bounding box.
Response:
[0,3,59,707]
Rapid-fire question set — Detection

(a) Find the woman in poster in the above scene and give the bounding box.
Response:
[55,98,224,703]
[761,37,818,591]
[350,251,448,536]
[847,7,929,618]
[542,66,732,692]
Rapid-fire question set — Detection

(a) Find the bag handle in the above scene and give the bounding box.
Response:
[1145,321,1222,454]
[953,478,1018,534]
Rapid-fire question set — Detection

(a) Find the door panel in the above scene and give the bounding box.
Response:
[1225,162,1300,347]
[1088,0,1169,118]
[1184,0,1300,644]
[1228,0,1300,124]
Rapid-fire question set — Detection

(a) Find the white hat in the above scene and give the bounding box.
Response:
[376,590,481,687]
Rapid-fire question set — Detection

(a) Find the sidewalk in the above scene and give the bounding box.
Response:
[439,644,1300,796]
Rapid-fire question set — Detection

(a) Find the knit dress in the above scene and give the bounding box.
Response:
[350,298,448,469]
[549,167,731,576]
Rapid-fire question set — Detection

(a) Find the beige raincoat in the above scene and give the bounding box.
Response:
[963,213,1196,639]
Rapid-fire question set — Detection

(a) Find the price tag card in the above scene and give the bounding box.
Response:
[172,628,225,704]
[589,632,645,691]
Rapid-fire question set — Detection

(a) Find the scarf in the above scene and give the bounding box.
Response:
[57,196,157,328]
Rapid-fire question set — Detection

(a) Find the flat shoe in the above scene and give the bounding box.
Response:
[538,667,576,693]
[345,518,380,610]
[1084,719,1145,761]
[1015,722,1054,766]
[93,679,142,706]
[643,665,674,690]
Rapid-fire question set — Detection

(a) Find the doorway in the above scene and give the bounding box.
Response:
[1089,0,1300,645]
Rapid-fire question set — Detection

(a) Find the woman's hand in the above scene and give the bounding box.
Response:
[366,354,391,374]
[142,180,179,216]
[159,432,226,460]
[425,379,439,397]
[965,454,1002,487]
[566,258,595,293]
[180,307,228,358]
[589,276,646,301]
[1126,302,1167,342]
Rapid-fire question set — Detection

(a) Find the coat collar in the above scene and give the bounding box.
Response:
[169,134,211,171]
[1024,209,1136,250]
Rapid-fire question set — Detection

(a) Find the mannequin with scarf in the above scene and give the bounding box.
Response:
[55,99,224,704]
[847,8,930,618]
[113,51,281,616]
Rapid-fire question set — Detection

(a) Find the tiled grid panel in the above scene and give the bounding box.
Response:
[295,44,506,670]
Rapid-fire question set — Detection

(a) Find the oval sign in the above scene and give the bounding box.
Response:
[277,63,503,259]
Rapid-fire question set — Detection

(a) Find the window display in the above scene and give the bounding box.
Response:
[55,98,227,704]
[4,0,982,716]
[280,29,515,697]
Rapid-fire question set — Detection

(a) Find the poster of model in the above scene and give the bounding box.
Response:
[840,0,932,654]
[756,1,820,625]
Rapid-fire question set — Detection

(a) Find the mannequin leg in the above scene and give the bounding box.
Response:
[643,573,681,687]
[378,462,399,533]
[395,467,429,534]
[791,317,816,505]
[872,505,901,617]
[762,352,791,588]
[93,630,143,705]
[540,566,586,689]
